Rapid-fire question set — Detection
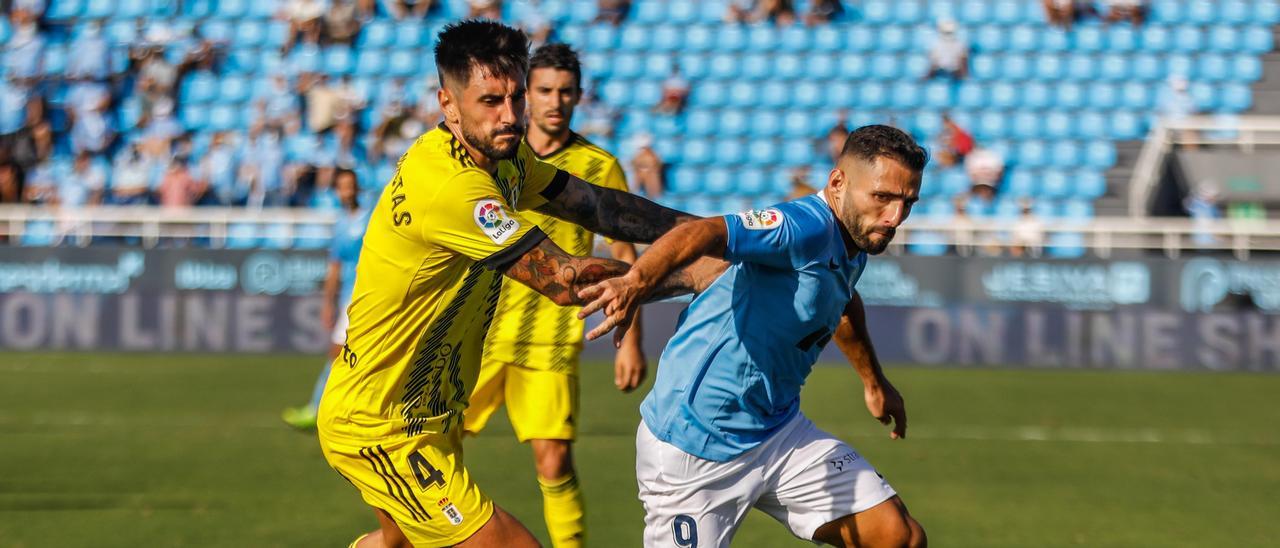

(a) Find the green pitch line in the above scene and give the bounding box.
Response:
[0,354,1277,547]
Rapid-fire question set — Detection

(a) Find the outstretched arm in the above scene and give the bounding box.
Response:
[834,291,907,440]
[501,236,708,308]
[577,217,730,344]
[536,175,698,244]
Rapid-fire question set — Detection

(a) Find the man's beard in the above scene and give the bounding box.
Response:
[463,123,525,161]
[849,214,895,255]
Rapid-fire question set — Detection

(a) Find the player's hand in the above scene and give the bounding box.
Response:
[613,340,647,393]
[864,380,907,440]
[577,273,645,347]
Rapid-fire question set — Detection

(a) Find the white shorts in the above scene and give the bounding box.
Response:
[635,412,896,547]
[330,296,351,346]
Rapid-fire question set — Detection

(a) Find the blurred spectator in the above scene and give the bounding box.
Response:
[280,0,327,54]
[414,75,442,126]
[1042,0,1092,28]
[67,21,112,81]
[241,125,288,207]
[21,94,53,165]
[725,0,754,23]
[468,0,503,19]
[0,153,23,205]
[307,74,351,132]
[654,65,689,114]
[1102,0,1146,26]
[373,98,425,162]
[110,143,154,205]
[926,20,969,80]
[22,158,58,204]
[135,47,179,114]
[140,98,184,157]
[628,133,664,198]
[325,0,364,43]
[519,0,553,47]
[823,112,849,164]
[757,0,796,25]
[256,73,303,129]
[9,0,45,25]
[324,117,366,175]
[965,147,1005,189]
[4,18,44,84]
[201,131,247,206]
[786,166,820,201]
[1008,199,1045,257]
[66,81,115,155]
[380,0,435,20]
[934,114,975,168]
[595,0,631,25]
[804,0,844,25]
[158,157,206,208]
[0,78,31,144]
[63,151,108,208]
[1186,181,1222,246]
[576,87,618,139]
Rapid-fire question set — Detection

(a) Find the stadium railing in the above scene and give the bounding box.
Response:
[1129,114,1280,217]
[2,205,1279,260]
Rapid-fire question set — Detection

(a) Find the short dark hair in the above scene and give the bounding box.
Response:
[434,20,530,89]
[529,43,582,90]
[840,124,929,172]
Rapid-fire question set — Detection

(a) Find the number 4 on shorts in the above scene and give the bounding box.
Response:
[408,452,446,491]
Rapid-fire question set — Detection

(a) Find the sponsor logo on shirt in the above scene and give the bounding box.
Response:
[474,200,520,244]
[738,208,783,230]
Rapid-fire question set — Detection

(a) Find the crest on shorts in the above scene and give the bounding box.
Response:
[474,199,520,244]
[738,208,783,230]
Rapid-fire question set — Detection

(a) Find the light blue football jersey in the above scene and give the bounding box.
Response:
[640,193,868,461]
[330,207,370,303]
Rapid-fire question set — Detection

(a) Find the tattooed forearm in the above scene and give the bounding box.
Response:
[503,237,630,306]
[537,176,697,244]
[643,257,728,301]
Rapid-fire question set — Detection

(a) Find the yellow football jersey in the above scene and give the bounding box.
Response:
[319,125,567,442]
[484,134,629,371]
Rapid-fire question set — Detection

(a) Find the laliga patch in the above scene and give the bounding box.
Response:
[738,208,783,230]
[474,200,521,244]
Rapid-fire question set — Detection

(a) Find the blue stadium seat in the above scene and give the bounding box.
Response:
[181,104,208,130]
[773,53,803,81]
[1018,141,1048,168]
[847,26,876,52]
[1011,111,1041,139]
[1043,112,1073,139]
[1165,54,1196,79]
[1244,27,1274,53]
[181,72,218,104]
[82,0,111,18]
[42,46,68,77]
[879,25,910,53]
[1185,0,1217,24]
[1085,142,1117,169]
[644,54,674,80]
[974,25,1006,52]
[827,82,856,108]
[1004,55,1032,81]
[633,81,662,107]
[1109,26,1138,52]
[632,0,663,24]
[1041,28,1071,52]
[780,139,814,166]
[394,23,427,49]
[1075,171,1107,200]
[1034,53,1064,80]
[989,83,1018,110]
[235,20,267,47]
[1046,232,1086,258]
[612,53,643,79]
[1021,82,1052,110]
[1257,0,1280,24]
[359,21,394,48]
[894,0,925,24]
[682,25,714,53]
[1087,83,1118,109]
[1050,142,1082,169]
[1062,199,1095,222]
[991,0,1023,25]
[1191,82,1219,111]
[618,24,649,51]
[223,223,259,249]
[837,54,868,80]
[688,82,725,108]
[668,1,697,24]
[1110,111,1145,139]
[738,167,769,195]
[1149,0,1182,23]
[1074,27,1105,53]
[888,82,921,109]
[683,139,713,166]
[870,55,900,80]
[116,0,150,17]
[716,138,747,165]
[971,56,999,80]
[908,232,950,257]
[1008,25,1039,52]
[939,169,970,196]
[617,110,651,135]
[779,26,809,51]
[586,24,618,51]
[751,110,782,139]
[650,25,682,53]
[922,82,953,109]
[108,19,138,44]
[954,82,985,109]
[220,75,251,103]
[1099,55,1129,81]
[744,138,779,167]
[958,0,990,25]
[1067,54,1096,80]
[858,82,888,109]
[795,81,823,109]
[323,48,354,75]
[1004,170,1035,198]
[1234,55,1264,82]
[1199,54,1230,82]
[806,54,836,80]
[1118,82,1150,110]
[1131,54,1162,81]
[974,111,1008,140]
[557,24,585,47]
[719,109,749,137]
[862,0,893,24]
[1173,27,1205,53]
[812,26,843,52]
[703,167,734,195]
[1221,84,1253,112]
[1208,26,1241,53]
[1141,26,1172,52]
[354,49,386,76]
[46,0,84,20]
[599,80,631,108]
[927,0,958,22]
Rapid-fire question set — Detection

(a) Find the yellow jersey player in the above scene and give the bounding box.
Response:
[464,44,646,548]
[317,21,698,548]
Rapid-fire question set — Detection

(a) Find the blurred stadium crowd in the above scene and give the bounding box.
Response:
[0,0,1274,253]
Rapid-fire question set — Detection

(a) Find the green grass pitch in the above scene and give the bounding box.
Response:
[1,352,1278,547]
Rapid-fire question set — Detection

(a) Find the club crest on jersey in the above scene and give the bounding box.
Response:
[738,208,783,230]
[438,498,465,526]
[474,200,520,244]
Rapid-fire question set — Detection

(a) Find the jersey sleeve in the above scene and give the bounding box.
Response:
[502,141,570,211]
[422,168,547,271]
[722,204,824,270]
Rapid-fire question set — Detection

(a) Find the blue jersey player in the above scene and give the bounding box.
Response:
[580,126,927,547]
[283,168,371,430]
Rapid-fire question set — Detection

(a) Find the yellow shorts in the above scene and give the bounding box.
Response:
[319,428,494,547]
[464,360,579,442]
